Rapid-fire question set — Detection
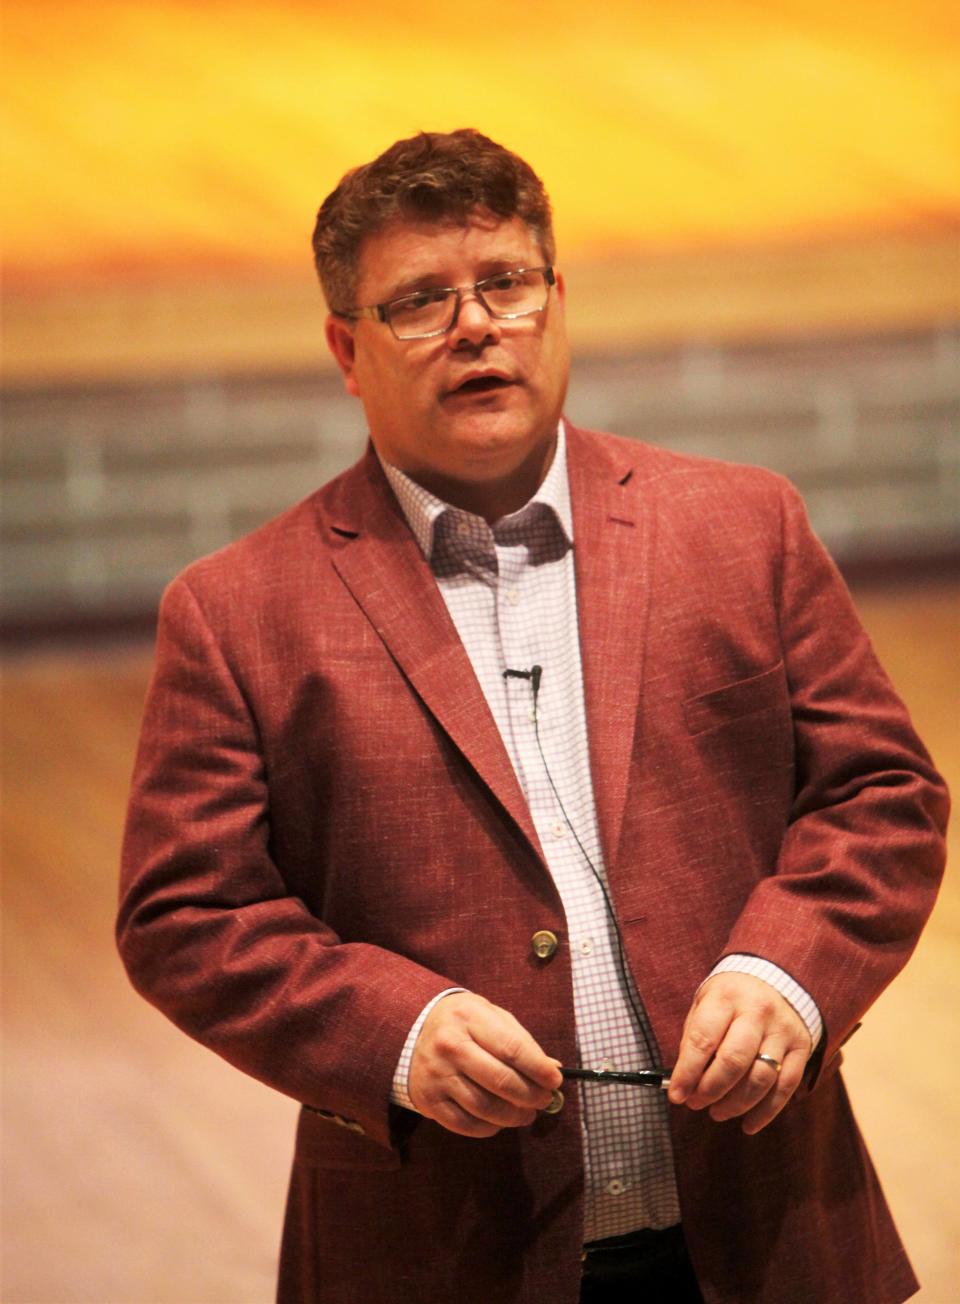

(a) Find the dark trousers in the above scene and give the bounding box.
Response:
[580,1225,704,1303]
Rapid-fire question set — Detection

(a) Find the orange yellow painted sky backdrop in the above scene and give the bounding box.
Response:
[3,0,959,286]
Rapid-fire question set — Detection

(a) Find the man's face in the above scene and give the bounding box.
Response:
[325,210,569,517]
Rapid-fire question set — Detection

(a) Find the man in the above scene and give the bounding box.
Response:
[118,130,948,1303]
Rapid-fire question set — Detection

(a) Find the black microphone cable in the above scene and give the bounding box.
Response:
[503,664,660,1072]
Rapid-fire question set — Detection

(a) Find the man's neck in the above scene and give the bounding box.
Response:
[396,432,559,525]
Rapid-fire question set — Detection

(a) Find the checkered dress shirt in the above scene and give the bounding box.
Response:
[382,423,821,1241]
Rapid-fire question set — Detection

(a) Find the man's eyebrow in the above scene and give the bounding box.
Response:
[382,272,452,300]
[382,257,530,301]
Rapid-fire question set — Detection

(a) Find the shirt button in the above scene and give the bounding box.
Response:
[598,1060,616,1073]
[551,821,566,839]
[506,589,520,606]
[578,939,593,956]
[607,1179,626,1196]
[527,707,538,723]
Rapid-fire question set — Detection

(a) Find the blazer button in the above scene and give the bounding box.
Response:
[531,930,559,960]
[544,1089,565,1115]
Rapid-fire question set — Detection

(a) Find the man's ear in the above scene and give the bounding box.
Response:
[325,315,361,398]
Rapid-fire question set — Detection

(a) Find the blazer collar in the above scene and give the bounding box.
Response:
[566,423,655,875]
[323,447,547,867]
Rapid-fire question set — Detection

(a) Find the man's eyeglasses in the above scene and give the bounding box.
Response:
[337,266,556,341]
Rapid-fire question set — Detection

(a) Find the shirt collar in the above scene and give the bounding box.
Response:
[379,420,573,563]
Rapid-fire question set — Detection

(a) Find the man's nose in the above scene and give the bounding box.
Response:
[449,290,501,348]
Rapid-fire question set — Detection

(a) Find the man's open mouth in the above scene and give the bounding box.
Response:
[450,375,514,396]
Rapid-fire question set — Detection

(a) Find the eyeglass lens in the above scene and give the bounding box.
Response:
[388,269,550,339]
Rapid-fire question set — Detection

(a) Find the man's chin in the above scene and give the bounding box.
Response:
[443,398,549,449]
[449,415,558,481]
[446,419,553,471]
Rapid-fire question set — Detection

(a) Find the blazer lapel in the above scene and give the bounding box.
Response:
[566,423,655,876]
[325,450,546,864]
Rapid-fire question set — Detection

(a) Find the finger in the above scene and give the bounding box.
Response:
[707,1045,786,1122]
[421,1083,540,1135]
[410,1051,545,1131]
[465,1003,562,1093]
[740,1047,808,1135]
[411,996,560,1120]
[680,1013,762,1109]
[438,1036,556,1112]
[668,999,736,1104]
[424,1094,507,1139]
[448,1073,542,1130]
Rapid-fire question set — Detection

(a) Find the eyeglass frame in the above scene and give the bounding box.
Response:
[334,265,557,340]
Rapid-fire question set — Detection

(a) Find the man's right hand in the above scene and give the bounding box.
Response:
[407,992,562,1137]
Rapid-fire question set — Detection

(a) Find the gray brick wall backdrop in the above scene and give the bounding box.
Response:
[2,325,957,640]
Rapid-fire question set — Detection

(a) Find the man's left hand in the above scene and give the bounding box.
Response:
[667,972,813,1134]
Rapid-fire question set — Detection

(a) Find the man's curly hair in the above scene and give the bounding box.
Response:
[312,129,555,313]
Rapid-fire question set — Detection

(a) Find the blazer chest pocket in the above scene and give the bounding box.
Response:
[295,1104,402,1171]
[683,662,788,736]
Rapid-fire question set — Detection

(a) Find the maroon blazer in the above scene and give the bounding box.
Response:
[118,424,948,1304]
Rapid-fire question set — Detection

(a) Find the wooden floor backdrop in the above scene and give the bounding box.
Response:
[3,580,958,1304]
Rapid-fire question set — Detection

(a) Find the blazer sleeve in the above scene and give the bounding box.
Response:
[116,574,456,1150]
[720,479,949,1085]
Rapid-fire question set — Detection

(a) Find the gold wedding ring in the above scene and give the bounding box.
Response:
[755,1052,783,1074]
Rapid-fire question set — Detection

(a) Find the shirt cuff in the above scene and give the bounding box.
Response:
[708,954,823,1050]
[391,988,466,1111]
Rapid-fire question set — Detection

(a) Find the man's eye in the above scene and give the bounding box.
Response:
[484,273,524,292]
[392,290,450,317]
